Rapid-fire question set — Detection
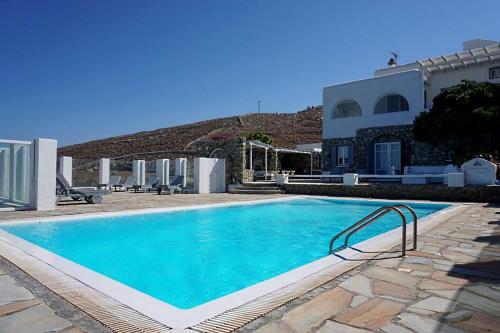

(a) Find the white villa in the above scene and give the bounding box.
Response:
[322,39,500,175]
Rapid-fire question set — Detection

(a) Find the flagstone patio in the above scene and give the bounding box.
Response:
[240,203,500,333]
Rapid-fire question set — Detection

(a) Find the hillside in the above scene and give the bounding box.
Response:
[58,106,323,160]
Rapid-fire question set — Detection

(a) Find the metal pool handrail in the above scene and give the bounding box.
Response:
[328,205,417,257]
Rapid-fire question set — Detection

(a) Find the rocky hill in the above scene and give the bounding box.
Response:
[58,106,323,160]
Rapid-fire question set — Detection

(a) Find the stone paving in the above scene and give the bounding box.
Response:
[241,203,500,333]
[0,195,499,333]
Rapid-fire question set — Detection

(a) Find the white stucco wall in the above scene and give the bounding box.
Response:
[323,70,424,139]
[426,61,500,106]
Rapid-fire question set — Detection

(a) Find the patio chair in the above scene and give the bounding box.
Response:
[132,175,158,193]
[56,174,110,204]
[156,176,184,195]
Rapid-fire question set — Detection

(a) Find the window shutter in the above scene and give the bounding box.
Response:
[347,145,354,167]
[331,145,337,169]
[367,143,374,174]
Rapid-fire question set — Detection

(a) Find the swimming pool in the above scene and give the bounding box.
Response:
[0,197,448,311]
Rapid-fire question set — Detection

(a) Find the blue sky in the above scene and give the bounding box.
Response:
[1,0,499,146]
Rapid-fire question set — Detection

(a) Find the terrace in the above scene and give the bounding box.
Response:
[0,192,498,333]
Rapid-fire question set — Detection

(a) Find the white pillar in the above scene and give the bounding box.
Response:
[32,138,57,210]
[275,151,278,170]
[264,148,268,180]
[156,159,170,186]
[194,157,225,194]
[99,158,110,185]
[249,143,253,171]
[59,156,73,186]
[133,160,146,186]
[175,158,187,188]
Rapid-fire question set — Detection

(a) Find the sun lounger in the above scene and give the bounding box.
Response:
[156,176,184,195]
[132,175,158,193]
[103,175,122,191]
[115,176,137,191]
[56,174,110,204]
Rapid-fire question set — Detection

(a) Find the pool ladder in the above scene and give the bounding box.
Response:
[328,205,417,257]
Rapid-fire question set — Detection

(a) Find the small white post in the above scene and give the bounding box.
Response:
[343,173,358,186]
[447,173,465,188]
[133,160,146,186]
[59,156,73,186]
[249,143,253,171]
[99,158,110,186]
[175,158,187,188]
[264,148,268,180]
[156,159,170,186]
[32,138,57,210]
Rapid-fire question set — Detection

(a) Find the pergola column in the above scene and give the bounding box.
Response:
[264,148,268,180]
[275,151,278,170]
[249,143,253,171]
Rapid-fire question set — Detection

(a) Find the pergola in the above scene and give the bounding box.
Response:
[417,43,500,74]
[247,140,320,180]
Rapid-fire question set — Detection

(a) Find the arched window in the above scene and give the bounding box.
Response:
[331,100,362,119]
[374,94,409,114]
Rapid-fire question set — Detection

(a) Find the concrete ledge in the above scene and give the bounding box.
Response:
[284,183,500,202]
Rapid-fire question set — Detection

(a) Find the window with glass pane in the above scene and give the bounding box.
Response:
[374,94,409,114]
[332,100,362,119]
[337,146,349,166]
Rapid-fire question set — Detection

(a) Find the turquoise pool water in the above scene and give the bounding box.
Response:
[1,198,448,309]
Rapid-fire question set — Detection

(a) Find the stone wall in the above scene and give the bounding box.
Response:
[322,137,355,172]
[283,183,500,203]
[190,138,246,185]
[323,124,450,173]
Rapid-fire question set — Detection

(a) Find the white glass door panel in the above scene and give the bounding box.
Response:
[375,142,401,175]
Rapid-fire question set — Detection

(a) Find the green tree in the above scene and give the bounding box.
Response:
[245,132,273,145]
[413,80,500,165]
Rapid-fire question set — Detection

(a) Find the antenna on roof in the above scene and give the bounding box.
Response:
[388,51,399,66]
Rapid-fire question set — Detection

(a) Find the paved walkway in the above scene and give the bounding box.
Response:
[241,203,500,333]
[0,192,286,222]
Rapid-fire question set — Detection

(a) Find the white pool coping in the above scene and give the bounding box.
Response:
[0,196,465,329]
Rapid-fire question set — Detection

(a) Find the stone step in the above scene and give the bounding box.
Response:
[229,188,282,195]
[237,186,280,191]
[242,182,277,188]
